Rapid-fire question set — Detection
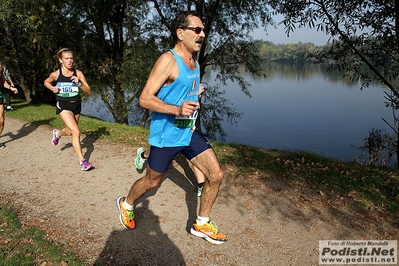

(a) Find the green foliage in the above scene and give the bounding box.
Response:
[354,128,397,166]
[259,41,318,62]
[0,0,86,103]
[70,0,134,124]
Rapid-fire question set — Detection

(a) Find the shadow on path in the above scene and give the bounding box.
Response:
[81,127,110,161]
[94,200,185,266]
[59,126,110,162]
[132,153,198,233]
[0,118,55,144]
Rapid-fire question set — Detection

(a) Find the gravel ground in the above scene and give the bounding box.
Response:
[0,117,398,265]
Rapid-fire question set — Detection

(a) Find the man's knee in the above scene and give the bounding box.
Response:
[145,170,164,188]
[209,167,224,183]
[149,178,162,188]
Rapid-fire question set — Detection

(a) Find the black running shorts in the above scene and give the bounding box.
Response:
[56,100,81,115]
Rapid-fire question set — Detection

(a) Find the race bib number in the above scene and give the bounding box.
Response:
[174,109,198,131]
[57,82,79,93]
[56,82,79,98]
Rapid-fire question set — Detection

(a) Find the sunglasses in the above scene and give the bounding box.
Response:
[184,26,205,34]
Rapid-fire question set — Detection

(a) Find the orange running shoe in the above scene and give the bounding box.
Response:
[190,220,228,244]
[116,196,135,229]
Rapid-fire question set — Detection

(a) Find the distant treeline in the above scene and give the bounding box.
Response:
[257,40,328,62]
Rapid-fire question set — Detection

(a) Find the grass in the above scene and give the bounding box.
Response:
[1,99,399,263]
[7,101,149,148]
[214,142,399,213]
[0,203,85,266]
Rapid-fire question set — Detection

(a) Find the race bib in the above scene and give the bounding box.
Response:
[174,109,198,131]
[56,82,79,97]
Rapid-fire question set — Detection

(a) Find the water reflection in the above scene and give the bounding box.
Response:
[202,62,392,161]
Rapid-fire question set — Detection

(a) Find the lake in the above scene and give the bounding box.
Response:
[82,62,393,162]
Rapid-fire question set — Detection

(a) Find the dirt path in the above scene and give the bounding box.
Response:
[0,117,398,265]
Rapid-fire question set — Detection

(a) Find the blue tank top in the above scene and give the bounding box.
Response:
[148,49,200,147]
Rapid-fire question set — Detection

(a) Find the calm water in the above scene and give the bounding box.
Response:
[82,63,393,162]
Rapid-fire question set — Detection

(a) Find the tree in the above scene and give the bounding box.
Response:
[0,0,155,124]
[0,0,81,103]
[271,0,399,164]
[63,0,154,125]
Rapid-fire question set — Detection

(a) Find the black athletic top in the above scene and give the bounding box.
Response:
[54,69,80,102]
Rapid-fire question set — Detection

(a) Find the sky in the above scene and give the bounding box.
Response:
[252,14,331,46]
[253,25,330,46]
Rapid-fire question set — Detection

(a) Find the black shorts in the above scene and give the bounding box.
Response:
[56,100,81,115]
[147,130,212,173]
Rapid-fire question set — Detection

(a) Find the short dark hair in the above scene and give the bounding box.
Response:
[171,11,200,43]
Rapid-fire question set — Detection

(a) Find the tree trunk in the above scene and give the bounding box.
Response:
[112,82,129,124]
[5,26,32,103]
[18,76,33,104]
[139,109,150,127]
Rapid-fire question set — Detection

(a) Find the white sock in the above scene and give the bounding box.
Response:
[123,200,133,210]
[197,216,209,226]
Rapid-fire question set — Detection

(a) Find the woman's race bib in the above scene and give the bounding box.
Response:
[56,82,79,98]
